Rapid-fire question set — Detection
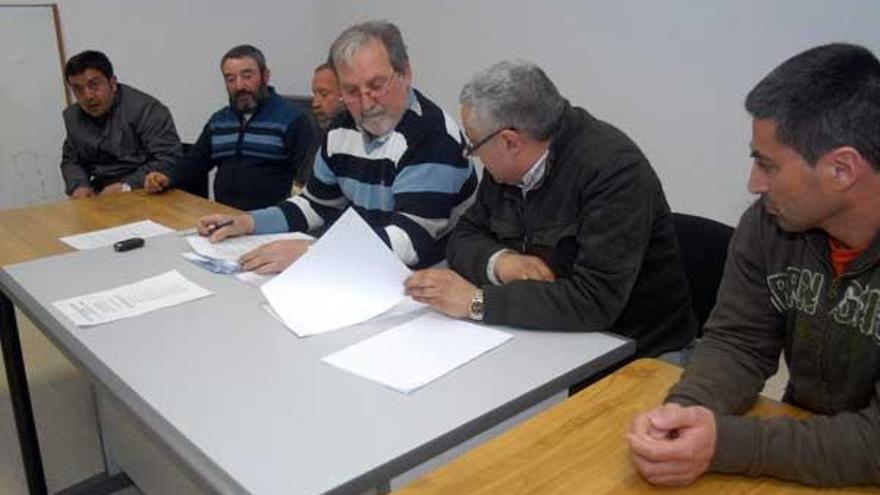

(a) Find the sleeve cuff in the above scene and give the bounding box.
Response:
[709,414,760,475]
[486,248,515,286]
[249,206,290,234]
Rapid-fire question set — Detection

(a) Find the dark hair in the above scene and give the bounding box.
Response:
[65,50,114,80]
[221,44,268,74]
[745,43,880,170]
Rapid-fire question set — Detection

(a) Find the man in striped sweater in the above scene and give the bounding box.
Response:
[197,21,477,272]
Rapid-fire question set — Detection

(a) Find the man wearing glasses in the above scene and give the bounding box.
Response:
[405,60,696,359]
[61,50,181,198]
[197,21,477,273]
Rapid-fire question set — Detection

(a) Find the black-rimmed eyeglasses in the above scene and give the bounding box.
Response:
[463,127,515,157]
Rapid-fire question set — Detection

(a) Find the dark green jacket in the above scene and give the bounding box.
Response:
[668,201,880,486]
[61,83,181,194]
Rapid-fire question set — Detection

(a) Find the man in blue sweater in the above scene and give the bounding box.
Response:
[197,21,477,272]
[144,45,313,210]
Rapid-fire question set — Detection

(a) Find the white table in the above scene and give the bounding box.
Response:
[1,232,632,494]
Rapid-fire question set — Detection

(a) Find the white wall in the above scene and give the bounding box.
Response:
[6,1,880,223]
[25,0,321,141]
[315,0,880,225]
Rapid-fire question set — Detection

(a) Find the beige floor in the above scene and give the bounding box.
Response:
[0,310,790,495]
[0,310,141,494]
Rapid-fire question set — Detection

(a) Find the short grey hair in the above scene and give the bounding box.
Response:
[460,60,566,140]
[328,20,409,73]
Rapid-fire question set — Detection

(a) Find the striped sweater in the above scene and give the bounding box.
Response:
[253,89,477,268]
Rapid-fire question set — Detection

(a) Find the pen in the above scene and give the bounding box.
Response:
[177,219,235,237]
[206,218,235,234]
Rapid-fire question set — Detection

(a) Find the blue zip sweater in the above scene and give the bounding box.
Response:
[166,87,313,210]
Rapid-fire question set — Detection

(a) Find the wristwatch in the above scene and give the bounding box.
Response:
[468,289,485,321]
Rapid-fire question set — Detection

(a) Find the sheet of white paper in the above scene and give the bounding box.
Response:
[236,271,275,287]
[52,270,213,326]
[322,311,513,394]
[261,208,412,336]
[370,297,428,321]
[59,220,174,250]
[186,232,315,261]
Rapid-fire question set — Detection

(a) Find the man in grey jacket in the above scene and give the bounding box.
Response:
[404,61,696,358]
[628,43,880,487]
[61,50,181,197]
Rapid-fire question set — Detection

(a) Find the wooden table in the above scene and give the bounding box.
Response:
[396,358,880,495]
[0,190,236,494]
[0,190,238,266]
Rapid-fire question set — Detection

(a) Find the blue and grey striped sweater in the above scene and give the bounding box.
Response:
[260,89,477,268]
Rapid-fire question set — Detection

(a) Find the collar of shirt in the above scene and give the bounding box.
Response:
[360,88,420,153]
[518,149,549,196]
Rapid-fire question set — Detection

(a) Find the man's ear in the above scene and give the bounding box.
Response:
[499,128,523,152]
[109,75,118,93]
[820,146,862,191]
[262,68,271,84]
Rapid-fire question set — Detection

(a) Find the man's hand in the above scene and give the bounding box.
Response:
[70,186,94,198]
[99,182,127,195]
[197,213,255,243]
[404,268,478,319]
[144,171,170,193]
[627,403,717,486]
[239,239,314,274]
[495,252,556,284]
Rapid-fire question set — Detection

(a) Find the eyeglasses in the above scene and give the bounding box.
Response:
[463,127,514,157]
[339,71,399,105]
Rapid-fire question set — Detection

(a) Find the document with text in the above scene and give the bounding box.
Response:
[186,232,315,262]
[262,208,411,337]
[52,270,213,326]
[59,220,174,250]
[322,311,513,394]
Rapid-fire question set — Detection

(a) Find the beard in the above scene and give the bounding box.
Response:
[356,105,398,137]
[230,82,269,114]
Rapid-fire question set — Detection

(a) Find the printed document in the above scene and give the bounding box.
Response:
[59,220,174,250]
[322,311,513,394]
[262,208,411,336]
[53,270,212,326]
[186,232,314,262]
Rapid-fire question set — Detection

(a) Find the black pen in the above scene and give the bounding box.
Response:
[206,219,235,235]
[177,218,235,237]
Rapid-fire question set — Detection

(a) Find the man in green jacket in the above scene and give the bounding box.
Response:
[628,43,880,487]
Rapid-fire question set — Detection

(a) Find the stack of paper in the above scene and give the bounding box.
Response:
[261,208,412,336]
[183,232,315,275]
[185,232,314,262]
[322,311,513,394]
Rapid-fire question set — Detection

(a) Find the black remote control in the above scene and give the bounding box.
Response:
[113,237,145,252]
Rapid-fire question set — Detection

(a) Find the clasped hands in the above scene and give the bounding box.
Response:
[404,252,555,318]
[627,402,717,486]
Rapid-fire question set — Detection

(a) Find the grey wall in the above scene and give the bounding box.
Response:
[316,0,880,224]
[7,0,880,223]
[39,0,321,141]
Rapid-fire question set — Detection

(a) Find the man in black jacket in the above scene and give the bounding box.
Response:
[405,60,696,358]
[61,50,181,197]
